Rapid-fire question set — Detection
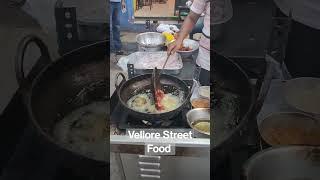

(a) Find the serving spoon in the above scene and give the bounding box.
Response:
[152,67,163,110]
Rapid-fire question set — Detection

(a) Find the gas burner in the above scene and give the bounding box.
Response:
[141,119,174,127]
[118,110,190,130]
[127,116,176,128]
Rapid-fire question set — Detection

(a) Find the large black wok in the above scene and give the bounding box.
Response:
[212,52,273,179]
[15,35,108,178]
[115,72,190,124]
[212,52,255,149]
[211,51,255,179]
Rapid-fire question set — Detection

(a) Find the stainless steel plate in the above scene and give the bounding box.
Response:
[284,77,320,115]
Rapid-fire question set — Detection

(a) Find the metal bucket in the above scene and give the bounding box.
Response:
[136,32,165,52]
[259,112,320,146]
[243,146,320,180]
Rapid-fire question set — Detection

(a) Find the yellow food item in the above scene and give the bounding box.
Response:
[127,94,154,113]
[160,93,180,111]
[162,32,175,45]
[127,93,181,113]
[193,120,210,135]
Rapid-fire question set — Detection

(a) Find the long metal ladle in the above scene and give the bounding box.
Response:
[151,52,172,110]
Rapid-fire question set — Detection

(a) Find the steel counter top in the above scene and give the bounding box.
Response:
[110,131,210,158]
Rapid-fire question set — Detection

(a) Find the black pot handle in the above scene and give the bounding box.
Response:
[252,55,274,116]
[115,72,126,90]
[246,55,274,146]
[15,35,52,87]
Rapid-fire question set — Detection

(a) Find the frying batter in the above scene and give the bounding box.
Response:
[127,92,181,113]
[53,101,108,162]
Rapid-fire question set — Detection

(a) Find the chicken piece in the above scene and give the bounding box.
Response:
[155,89,165,110]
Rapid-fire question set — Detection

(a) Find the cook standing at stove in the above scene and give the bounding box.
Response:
[186,0,204,40]
[110,0,126,55]
[168,0,210,85]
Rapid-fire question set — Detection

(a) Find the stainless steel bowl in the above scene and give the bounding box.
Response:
[243,146,320,180]
[136,32,166,52]
[177,39,199,59]
[186,108,210,138]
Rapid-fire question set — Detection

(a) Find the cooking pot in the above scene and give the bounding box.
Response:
[186,108,210,138]
[115,72,190,124]
[283,77,320,115]
[15,35,108,178]
[243,146,320,180]
[212,52,256,150]
[136,32,166,52]
[259,112,320,146]
[212,52,274,179]
[177,39,199,59]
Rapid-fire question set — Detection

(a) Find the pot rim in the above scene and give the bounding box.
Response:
[212,51,256,150]
[186,108,210,136]
[26,41,109,164]
[242,145,320,177]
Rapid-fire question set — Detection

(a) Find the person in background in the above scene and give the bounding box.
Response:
[186,0,204,40]
[110,0,126,55]
[168,0,210,85]
[274,0,320,77]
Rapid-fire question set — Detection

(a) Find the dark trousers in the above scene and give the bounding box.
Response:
[110,2,122,51]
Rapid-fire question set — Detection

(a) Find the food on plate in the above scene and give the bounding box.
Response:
[191,98,210,108]
[192,120,210,135]
[198,86,210,99]
[127,92,181,113]
[133,52,182,70]
[179,46,192,51]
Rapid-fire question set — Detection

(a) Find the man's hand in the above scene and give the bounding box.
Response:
[167,11,199,55]
[121,1,126,10]
[167,39,183,55]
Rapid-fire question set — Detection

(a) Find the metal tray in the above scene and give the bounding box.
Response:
[127,51,183,75]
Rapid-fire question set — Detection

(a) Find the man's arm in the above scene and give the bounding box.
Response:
[168,11,201,54]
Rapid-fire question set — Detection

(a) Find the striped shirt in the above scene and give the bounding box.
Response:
[190,0,210,71]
